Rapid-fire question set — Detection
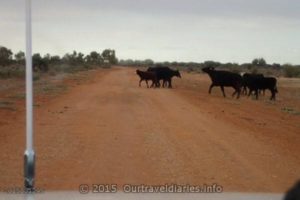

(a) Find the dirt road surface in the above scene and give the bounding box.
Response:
[0,67,299,192]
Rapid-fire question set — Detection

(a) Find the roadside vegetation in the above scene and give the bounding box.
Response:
[1,45,300,79]
[0,45,118,79]
[119,58,300,78]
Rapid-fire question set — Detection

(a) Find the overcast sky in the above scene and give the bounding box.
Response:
[1,0,300,64]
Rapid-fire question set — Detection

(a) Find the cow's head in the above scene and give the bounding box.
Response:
[202,67,215,73]
[175,70,181,78]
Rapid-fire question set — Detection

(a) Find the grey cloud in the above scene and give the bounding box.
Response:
[2,0,299,22]
[32,0,300,18]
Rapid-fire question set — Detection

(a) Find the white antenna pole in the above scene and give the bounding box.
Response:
[24,0,35,190]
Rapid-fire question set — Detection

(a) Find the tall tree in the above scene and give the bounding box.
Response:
[85,51,103,65]
[32,53,48,72]
[0,46,13,66]
[50,55,61,65]
[15,51,25,65]
[252,58,267,67]
[102,49,118,64]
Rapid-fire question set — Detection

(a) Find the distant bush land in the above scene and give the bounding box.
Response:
[119,58,300,78]
[1,45,299,79]
[0,45,118,79]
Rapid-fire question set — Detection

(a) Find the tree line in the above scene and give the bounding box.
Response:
[1,45,299,78]
[119,58,300,78]
[0,46,118,72]
[119,58,278,68]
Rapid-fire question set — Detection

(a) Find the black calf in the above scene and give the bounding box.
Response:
[246,76,278,100]
[136,69,158,88]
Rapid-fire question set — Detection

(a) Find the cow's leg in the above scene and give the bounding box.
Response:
[232,85,237,97]
[242,86,247,95]
[150,79,155,88]
[232,90,236,97]
[157,80,161,88]
[139,79,142,87]
[236,87,241,99]
[232,88,240,99]
[164,80,168,88]
[146,80,149,88]
[221,86,226,97]
[209,84,214,94]
[255,89,259,100]
[162,80,166,88]
[168,78,172,88]
[153,78,158,88]
[236,84,241,99]
[247,88,252,97]
[270,89,276,100]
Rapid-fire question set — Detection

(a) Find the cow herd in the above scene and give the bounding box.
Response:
[136,65,278,101]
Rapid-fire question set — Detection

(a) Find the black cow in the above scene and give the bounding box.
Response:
[136,69,157,88]
[147,65,181,88]
[245,75,278,100]
[242,73,264,95]
[284,180,300,200]
[202,67,242,99]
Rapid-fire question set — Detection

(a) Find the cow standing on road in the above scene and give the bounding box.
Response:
[244,75,278,100]
[136,69,158,88]
[242,73,265,95]
[202,67,242,99]
[147,65,181,88]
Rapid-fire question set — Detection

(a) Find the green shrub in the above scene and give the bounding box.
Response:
[0,66,25,79]
[33,73,40,81]
[284,65,300,78]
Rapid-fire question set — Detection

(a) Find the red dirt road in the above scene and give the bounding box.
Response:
[0,67,299,192]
